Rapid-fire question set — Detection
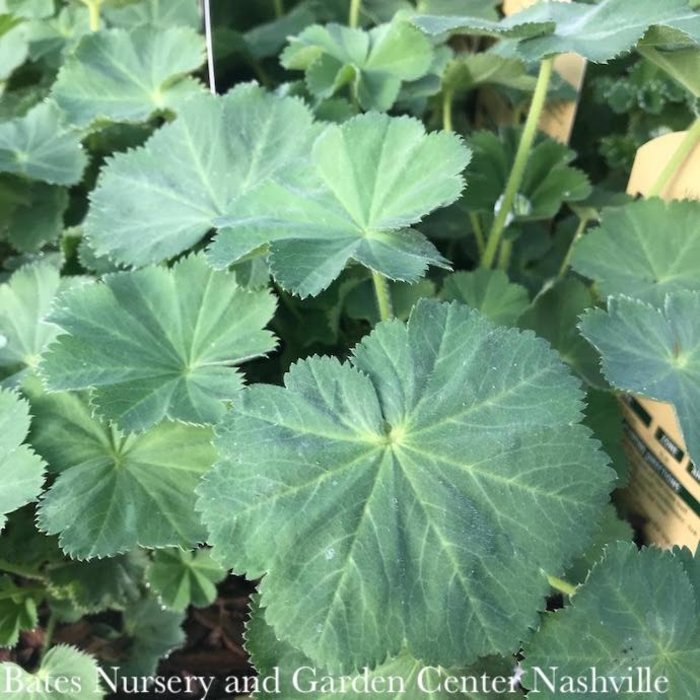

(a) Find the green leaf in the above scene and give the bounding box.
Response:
[0,178,68,253]
[519,278,604,387]
[247,596,521,699]
[0,262,66,383]
[522,543,700,698]
[40,254,277,432]
[512,0,700,63]
[639,45,700,97]
[0,389,44,531]
[30,389,215,559]
[580,291,700,464]
[244,4,318,61]
[104,0,200,29]
[51,26,205,128]
[5,0,53,19]
[344,278,436,325]
[197,299,614,671]
[463,129,591,222]
[0,644,105,699]
[411,10,554,40]
[0,102,87,185]
[0,575,38,648]
[85,84,318,266]
[209,113,468,297]
[443,54,537,94]
[415,0,500,22]
[572,199,700,307]
[0,20,28,81]
[120,596,185,677]
[25,5,90,62]
[440,270,529,326]
[282,19,434,111]
[47,553,146,612]
[146,548,227,612]
[564,504,633,584]
[582,389,629,484]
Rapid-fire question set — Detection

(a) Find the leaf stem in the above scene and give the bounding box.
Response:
[547,574,577,597]
[648,118,700,198]
[40,612,57,662]
[371,271,393,322]
[83,0,101,31]
[442,88,454,133]
[497,239,513,271]
[273,0,284,17]
[0,559,47,582]
[481,57,554,269]
[349,0,361,28]
[558,215,590,278]
[470,213,485,256]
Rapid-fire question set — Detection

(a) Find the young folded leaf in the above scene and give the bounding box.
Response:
[85,84,320,266]
[40,254,277,432]
[31,390,215,559]
[51,26,206,128]
[209,112,469,297]
[0,390,45,531]
[522,543,700,698]
[281,19,434,111]
[0,575,38,647]
[580,291,700,464]
[197,300,614,672]
[0,102,86,185]
[572,198,700,307]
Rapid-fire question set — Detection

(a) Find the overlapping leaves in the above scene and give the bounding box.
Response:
[198,300,614,672]
[522,543,700,698]
[209,112,469,297]
[30,389,216,559]
[40,254,277,432]
[580,291,700,463]
[281,19,434,111]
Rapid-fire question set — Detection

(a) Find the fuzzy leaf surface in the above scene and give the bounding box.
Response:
[572,199,700,307]
[580,291,700,463]
[40,255,277,432]
[522,543,700,698]
[0,645,104,699]
[0,102,86,185]
[0,390,44,531]
[104,0,200,29]
[31,390,215,559]
[198,300,614,671]
[85,85,318,266]
[210,113,469,297]
[147,549,227,612]
[282,20,434,111]
[51,26,205,128]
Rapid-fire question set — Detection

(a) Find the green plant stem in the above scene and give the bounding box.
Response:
[470,213,485,256]
[648,118,700,197]
[481,57,554,269]
[547,574,577,597]
[497,239,513,271]
[558,215,590,278]
[0,558,47,582]
[40,612,57,661]
[273,0,284,17]
[371,271,393,322]
[349,0,361,28]
[442,88,454,133]
[83,0,101,31]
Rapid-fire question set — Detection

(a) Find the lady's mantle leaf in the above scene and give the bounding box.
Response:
[209,113,469,297]
[0,262,66,384]
[51,26,206,128]
[40,254,277,432]
[414,0,700,63]
[104,0,201,29]
[0,102,87,185]
[31,390,215,559]
[0,575,38,648]
[197,300,614,672]
[580,291,700,463]
[0,645,104,699]
[522,543,700,698]
[0,390,45,531]
[146,549,227,612]
[572,199,700,307]
[246,596,521,699]
[85,84,318,266]
[463,129,591,222]
[282,19,434,111]
[440,269,530,326]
